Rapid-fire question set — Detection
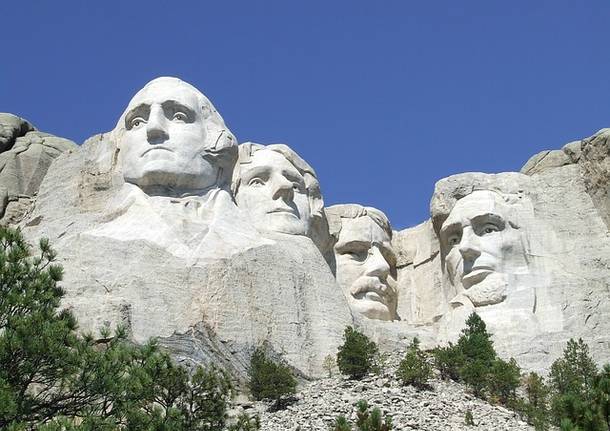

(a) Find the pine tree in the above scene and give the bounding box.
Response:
[396,337,432,389]
[332,401,393,431]
[521,372,550,430]
[336,327,379,380]
[594,365,610,430]
[333,415,352,431]
[487,357,521,405]
[550,339,598,401]
[247,347,297,409]
[456,313,496,397]
[432,342,463,381]
[0,228,88,428]
[0,227,252,430]
[550,338,605,431]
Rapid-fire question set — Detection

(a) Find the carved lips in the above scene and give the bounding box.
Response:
[140,146,174,156]
[350,276,393,306]
[266,206,298,217]
[461,266,494,288]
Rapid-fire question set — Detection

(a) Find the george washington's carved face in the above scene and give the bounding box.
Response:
[117,78,222,194]
[440,190,527,306]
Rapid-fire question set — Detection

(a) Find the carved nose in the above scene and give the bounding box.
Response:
[271,176,294,201]
[365,246,390,279]
[459,228,481,261]
[146,107,169,144]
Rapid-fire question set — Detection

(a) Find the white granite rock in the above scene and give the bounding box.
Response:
[410,163,610,373]
[0,113,77,224]
[3,80,610,380]
[326,204,398,322]
[16,78,353,379]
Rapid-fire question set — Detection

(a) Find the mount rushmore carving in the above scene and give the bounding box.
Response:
[2,77,610,377]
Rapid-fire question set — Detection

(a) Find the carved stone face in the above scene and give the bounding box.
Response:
[117,79,218,193]
[334,216,398,321]
[440,190,527,306]
[234,149,311,235]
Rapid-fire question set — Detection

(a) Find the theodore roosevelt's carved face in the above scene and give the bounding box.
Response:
[440,190,527,306]
[117,78,221,194]
[334,215,398,321]
[235,149,311,235]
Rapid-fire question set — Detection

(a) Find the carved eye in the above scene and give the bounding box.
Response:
[344,250,369,263]
[173,112,188,122]
[292,183,305,192]
[447,235,461,247]
[482,224,500,235]
[248,178,264,187]
[130,117,146,128]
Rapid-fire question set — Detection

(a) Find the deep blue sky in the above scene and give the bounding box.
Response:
[2,1,609,229]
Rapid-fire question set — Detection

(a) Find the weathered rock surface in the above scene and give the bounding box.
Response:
[20,132,352,379]
[0,113,77,224]
[392,220,442,325]
[2,80,610,383]
[248,350,533,431]
[12,76,353,380]
[391,130,610,374]
[521,129,610,230]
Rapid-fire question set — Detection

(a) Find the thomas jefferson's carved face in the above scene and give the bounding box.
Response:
[440,190,526,306]
[118,80,218,192]
[235,149,311,235]
[334,216,398,321]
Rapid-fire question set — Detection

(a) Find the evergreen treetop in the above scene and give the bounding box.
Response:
[336,326,379,380]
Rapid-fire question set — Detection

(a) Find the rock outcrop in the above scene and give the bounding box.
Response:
[3,77,610,379]
[522,129,610,230]
[393,129,610,373]
[0,113,77,224]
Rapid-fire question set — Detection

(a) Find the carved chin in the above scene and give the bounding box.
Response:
[125,165,216,191]
[463,272,508,306]
[349,297,393,321]
[256,213,308,236]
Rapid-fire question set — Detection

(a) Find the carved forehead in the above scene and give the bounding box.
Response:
[238,143,318,179]
[442,190,511,228]
[124,78,206,113]
[336,216,391,246]
[248,149,302,173]
[327,204,392,238]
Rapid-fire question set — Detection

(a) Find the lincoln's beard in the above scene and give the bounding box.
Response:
[462,271,508,306]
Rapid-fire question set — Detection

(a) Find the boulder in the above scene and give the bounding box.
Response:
[0,113,77,224]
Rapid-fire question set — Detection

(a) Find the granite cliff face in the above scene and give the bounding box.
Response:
[0,113,77,224]
[2,77,609,379]
[394,129,610,373]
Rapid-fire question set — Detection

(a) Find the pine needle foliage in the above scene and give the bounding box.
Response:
[0,226,255,430]
[457,313,497,397]
[247,347,297,408]
[332,400,392,431]
[336,327,379,380]
[549,338,606,431]
[396,337,432,389]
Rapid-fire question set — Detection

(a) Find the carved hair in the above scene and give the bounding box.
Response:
[231,142,324,219]
[325,204,392,241]
[430,172,534,235]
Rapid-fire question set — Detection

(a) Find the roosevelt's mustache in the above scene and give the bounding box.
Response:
[350,275,397,303]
